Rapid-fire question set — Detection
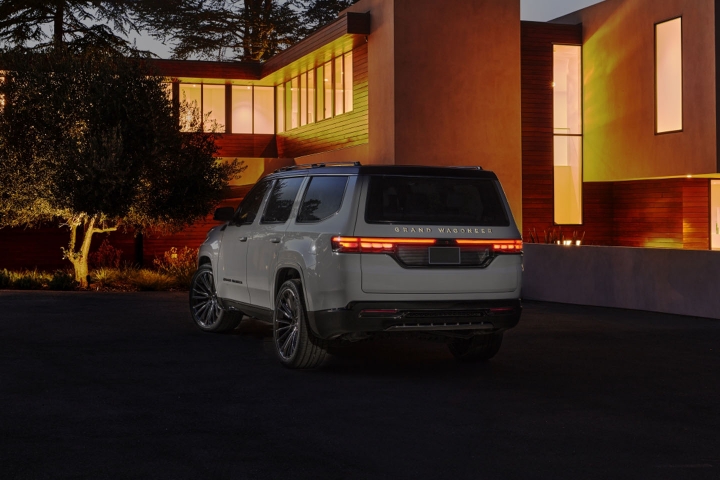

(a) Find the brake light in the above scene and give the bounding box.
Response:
[455,239,523,253]
[332,237,436,253]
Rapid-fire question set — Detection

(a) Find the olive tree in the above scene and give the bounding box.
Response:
[0,47,241,287]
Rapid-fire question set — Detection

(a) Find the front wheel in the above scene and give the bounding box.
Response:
[448,332,504,362]
[273,279,328,369]
[189,264,242,333]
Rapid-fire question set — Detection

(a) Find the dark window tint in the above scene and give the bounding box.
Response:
[297,176,349,223]
[365,176,509,226]
[234,180,271,225]
[262,177,304,223]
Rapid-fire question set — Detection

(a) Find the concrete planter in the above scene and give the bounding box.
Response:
[523,244,720,319]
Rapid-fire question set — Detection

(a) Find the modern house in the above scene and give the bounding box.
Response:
[3,0,720,291]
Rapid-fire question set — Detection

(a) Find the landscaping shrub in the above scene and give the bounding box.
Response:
[89,239,124,269]
[0,269,11,289]
[153,246,197,288]
[49,270,77,291]
[126,268,176,291]
[10,270,48,290]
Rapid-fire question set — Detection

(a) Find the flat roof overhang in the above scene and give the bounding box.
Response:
[147,12,370,86]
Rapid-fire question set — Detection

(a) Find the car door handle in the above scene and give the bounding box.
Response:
[238,236,248,242]
[269,237,281,243]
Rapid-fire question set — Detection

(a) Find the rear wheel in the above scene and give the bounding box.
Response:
[448,332,503,361]
[189,264,242,333]
[273,279,328,369]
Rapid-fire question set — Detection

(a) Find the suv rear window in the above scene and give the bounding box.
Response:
[365,175,509,226]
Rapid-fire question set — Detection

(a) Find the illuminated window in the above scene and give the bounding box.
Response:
[324,61,333,120]
[232,86,253,134]
[553,45,582,225]
[254,86,274,134]
[203,84,225,133]
[300,72,308,127]
[275,50,355,131]
[179,84,201,132]
[316,65,325,121]
[334,56,344,116]
[344,52,353,113]
[307,69,316,124]
[276,84,285,133]
[712,181,720,250]
[656,17,683,133]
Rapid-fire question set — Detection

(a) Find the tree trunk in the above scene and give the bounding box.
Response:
[63,216,117,288]
[53,2,65,49]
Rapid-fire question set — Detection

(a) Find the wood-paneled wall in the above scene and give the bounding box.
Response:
[214,134,277,158]
[277,44,368,158]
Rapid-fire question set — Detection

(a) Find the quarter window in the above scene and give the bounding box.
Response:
[297,176,349,223]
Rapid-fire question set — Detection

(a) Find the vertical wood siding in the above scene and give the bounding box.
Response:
[276,44,368,158]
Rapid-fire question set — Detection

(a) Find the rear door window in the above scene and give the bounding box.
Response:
[365,175,509,226]
[297,176,349,223]
[233,180,271,225]
[261,177,304,224]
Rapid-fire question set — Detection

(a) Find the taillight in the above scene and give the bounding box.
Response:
[332,237,436,253]
[455,239,523,253]
[332,237,522,254]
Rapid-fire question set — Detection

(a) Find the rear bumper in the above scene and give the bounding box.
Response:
[306,299,521,339]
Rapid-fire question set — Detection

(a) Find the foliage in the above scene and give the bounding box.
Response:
[153,246,198,287]
[0,47,242,287]
[527,227,585,245]
[298,0,360,32]
[89,239,124,269]
[139,0,358,61]
[0,269,51,289]
[0,0,145,53]
[49,270,78,290]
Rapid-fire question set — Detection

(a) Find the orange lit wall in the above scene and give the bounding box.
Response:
[555,0,717,181]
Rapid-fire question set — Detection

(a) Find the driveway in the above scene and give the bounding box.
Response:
[1,291,718,479]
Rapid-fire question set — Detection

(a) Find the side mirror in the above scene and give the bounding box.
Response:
[213,207,234,222]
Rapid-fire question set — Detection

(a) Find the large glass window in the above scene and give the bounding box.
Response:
[712,181,720,250]
[276,84,285,134]
[334,56,344,116]
[179,84,201,132]
[253,86,274,134]
[316,65,325,122]
[324,61,333,120]
[344,52,353,113]
[553,45,583,225]
[232,86,253,134]
[203,84,225,133]
[300,72,308,127]
[656,17,683,133]
[307,69,316,124]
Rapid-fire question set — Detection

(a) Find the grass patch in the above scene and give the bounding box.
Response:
[0,269,53,290]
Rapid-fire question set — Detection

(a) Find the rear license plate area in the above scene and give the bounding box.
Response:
[428,247,460,265]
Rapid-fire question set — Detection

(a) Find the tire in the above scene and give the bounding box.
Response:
[448,332,504,362]
[273,279,328,369]
[189,264,242,333]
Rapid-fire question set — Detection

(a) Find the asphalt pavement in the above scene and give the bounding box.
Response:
[1,291,718,479]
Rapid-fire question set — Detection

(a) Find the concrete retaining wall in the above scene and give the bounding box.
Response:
[523,244,720,319]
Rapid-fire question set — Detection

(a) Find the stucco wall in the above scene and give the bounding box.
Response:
[524,244,720,319]
[393,0,523,223]
[556,0,717,181]
[346,0,523,224]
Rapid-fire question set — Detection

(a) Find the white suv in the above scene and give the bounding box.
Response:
[190,163,523,368]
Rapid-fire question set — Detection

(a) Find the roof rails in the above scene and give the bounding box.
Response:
[274,162,362,173]
[449,166,483,171]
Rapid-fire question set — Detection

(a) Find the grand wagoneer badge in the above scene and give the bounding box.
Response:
[393,227,493,234]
